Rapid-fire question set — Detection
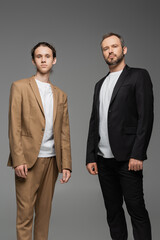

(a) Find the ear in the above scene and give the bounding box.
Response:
[32,59,36,66]
[52,57,57,65]
[123,46,127,55]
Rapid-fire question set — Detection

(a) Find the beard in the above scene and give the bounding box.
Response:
[105,51,124,66]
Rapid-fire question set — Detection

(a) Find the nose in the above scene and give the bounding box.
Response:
[41,57,46,62]
[108,47,113,53]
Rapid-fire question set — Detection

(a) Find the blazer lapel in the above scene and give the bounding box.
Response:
[29,76,45,117]
[49,82,58,126]
[109,65,130,106]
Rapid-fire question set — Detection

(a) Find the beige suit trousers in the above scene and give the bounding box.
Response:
[15,157,58,240]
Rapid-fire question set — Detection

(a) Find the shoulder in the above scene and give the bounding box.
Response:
[94,75,107,89]
[50,84,68,104]
[96,75,107,85]
[10,78,31,94]
[11,77,30,88]
[89,74,108,97]
[127,66,152,85]
[52,84,67,97]
[128,67,152,87]
[129,67,150,77]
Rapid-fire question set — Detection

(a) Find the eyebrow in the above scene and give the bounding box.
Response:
[35,53,51,56]
[102,43,119,48]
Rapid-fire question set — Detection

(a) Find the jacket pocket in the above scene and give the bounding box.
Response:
[21,116,32,137]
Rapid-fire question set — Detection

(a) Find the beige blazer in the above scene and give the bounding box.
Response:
[7,76,72,173]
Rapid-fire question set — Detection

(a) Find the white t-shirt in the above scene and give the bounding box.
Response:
[35,79,55,157]
[98,70,122,158]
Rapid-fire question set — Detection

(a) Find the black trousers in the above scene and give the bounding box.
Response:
[97,155,152,240]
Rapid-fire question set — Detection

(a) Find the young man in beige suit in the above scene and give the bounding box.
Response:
[8,42,72,240]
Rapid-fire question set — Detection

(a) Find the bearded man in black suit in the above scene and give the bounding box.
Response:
[86,32,153,240]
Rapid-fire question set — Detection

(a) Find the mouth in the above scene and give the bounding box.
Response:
[108,55,116,58]
[41,65,47,68]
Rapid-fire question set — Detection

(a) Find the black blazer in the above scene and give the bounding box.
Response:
[86,65,154,164]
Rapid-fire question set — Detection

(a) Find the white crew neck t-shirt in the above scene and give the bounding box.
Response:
[35,79,55,157]
[98,70,122,158]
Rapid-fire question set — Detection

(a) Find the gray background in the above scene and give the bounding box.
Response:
[0,0,159,239]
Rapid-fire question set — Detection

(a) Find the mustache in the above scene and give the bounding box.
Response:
[108,53,116,57]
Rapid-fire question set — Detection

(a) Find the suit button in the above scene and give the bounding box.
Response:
[108,110,112,113]
[42,128,45,131]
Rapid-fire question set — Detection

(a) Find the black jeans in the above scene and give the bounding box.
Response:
[97,155,152,240]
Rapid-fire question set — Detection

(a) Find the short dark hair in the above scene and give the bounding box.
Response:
[31,42,56,60]
[101,32,125,48]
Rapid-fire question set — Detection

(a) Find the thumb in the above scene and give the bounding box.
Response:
[63,170,66,181]
[94,163,98,174]
[24,165,28,176]
[128,162,130,171]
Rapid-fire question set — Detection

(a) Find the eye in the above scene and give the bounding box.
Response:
[36,55,41,58]
[46,55,50,58]
[103,47,109,51]
[113,44,118,48]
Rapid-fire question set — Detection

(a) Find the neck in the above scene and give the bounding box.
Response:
[35,71,50,83]
[109,60,126,73]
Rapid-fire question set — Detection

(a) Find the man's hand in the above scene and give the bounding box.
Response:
[128,158,143,171]
[15,164,28,178]
[86,162,98,175]
[60,169,71,184]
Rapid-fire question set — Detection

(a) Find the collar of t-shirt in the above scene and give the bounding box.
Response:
[35,79,53,94]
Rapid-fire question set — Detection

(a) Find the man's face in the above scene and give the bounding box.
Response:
[101,35,127,66]
[32,46,56,74]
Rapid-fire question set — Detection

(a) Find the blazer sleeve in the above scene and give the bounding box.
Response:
[130,70,154,160]
[86,86,97,165]
[9,83,26,167]
[61,95,72,171]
